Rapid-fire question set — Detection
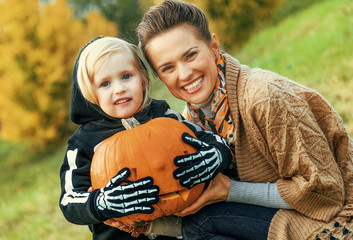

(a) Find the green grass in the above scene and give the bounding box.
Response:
[0,142,91,240]
[234,0,353,136]
[1,1,352,239]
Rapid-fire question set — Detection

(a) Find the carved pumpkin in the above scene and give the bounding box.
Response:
[90,117,204,226]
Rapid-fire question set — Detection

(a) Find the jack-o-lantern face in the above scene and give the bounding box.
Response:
[90,117,204,226]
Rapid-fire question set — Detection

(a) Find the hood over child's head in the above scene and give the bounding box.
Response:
[70,37,150,125]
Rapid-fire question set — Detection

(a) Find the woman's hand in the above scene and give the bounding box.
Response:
[175,173,231,217]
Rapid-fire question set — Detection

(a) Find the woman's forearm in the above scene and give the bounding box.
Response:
[227,180,292,209]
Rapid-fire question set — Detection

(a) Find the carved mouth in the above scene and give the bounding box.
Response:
[159,189,190,202]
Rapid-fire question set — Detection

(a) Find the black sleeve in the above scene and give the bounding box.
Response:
[59,141,106,225]
[164,108,232,172]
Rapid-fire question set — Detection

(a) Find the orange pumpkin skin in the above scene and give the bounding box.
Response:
[90,117,204,225]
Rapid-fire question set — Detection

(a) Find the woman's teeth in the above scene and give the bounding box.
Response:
[184,77,203,91]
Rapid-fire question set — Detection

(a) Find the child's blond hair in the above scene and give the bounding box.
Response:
[77,37,150,110]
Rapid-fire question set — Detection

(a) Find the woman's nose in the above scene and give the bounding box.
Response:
[177,63,192,81]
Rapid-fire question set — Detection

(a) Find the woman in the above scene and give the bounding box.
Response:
[137,0,353,239]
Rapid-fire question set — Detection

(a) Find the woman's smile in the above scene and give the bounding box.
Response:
[183,77,204,92]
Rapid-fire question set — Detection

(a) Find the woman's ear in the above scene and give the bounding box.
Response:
[210,33,220,58]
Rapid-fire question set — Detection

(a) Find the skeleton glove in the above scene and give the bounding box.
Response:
[173,132,230,189]
[94,168,159,220]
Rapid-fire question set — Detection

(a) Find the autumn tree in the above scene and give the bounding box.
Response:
[0,0,117,146]
[204,0,284,52]
[69,0,142,44]
[140,0,283,52]
[68,0,284,52]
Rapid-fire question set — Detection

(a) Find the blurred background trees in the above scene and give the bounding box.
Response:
[69,0,284,49]
[69,0,142,44]
[203,0,283,52]
[0,0,117,146]
[0,0,327,147]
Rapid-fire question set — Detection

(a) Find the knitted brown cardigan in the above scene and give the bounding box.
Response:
[224,54,353,240]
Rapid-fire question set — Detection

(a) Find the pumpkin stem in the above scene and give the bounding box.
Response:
[122,117,140,130]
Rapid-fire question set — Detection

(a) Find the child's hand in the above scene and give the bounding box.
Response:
[173,133,226,189]
[95,168,159,219]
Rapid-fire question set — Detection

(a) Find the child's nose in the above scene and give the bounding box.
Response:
[112,81,126,94]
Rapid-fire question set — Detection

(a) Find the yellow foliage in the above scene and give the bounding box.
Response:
[85,11,118,38]
[138,0,160,11]
[0,0,117,145]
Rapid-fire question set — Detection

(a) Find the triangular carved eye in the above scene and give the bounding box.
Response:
[177,189,190,202]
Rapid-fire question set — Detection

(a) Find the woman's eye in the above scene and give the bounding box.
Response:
[187,52,196,59]
[162,66,172,73]
[101,81,110,87]
[122,74,131,80]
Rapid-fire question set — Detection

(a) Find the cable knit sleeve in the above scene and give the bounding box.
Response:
[245,71,345,222]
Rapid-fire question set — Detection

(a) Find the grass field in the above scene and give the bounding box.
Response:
[234,0,353,135]
[0,142,91,239]
[1,0,352,239]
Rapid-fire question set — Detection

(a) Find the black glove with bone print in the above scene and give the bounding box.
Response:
[93,168,159,220]
[173,132,231,189]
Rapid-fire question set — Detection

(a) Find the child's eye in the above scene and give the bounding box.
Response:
[101,81,110,87]
[122,74,131,80]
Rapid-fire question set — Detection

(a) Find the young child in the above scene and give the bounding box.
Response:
[59,37,232,240]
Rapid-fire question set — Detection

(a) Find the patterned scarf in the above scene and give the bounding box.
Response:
[184,54,235,150]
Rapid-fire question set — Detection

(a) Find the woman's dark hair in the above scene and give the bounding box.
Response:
[137,0,211,73]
